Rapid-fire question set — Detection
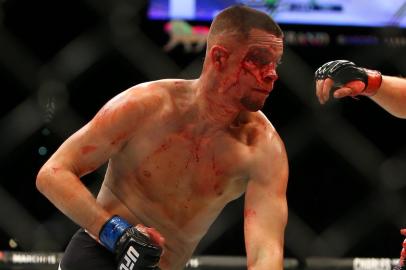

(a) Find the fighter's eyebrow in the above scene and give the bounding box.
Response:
[245,46,279,59]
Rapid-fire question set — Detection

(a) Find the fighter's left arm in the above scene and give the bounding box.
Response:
[244,127,289,270]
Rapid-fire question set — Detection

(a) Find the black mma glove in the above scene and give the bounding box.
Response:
[315,60,382,96]
[99,215,162,270]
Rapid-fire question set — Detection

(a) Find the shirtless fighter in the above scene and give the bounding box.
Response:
[36,5,288,270]
[314,60,406,269]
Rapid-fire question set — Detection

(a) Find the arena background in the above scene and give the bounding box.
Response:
[0,0,405,266]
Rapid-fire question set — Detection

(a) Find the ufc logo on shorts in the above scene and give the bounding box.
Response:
[119,246,139,270]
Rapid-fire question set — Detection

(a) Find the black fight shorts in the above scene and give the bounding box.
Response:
[59,228,115,270]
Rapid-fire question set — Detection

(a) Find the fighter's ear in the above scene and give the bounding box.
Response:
[210,45,229,70]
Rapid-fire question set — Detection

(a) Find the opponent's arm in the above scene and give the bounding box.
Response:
[36,85,164,268]
[244,126,289,270]
[370,76,406,119]
[315,60,406,118]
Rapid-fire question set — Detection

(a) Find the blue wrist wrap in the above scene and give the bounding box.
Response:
[99,215,132,252]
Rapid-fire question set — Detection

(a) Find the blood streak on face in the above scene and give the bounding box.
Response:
[243,47,279,85]
[221,31,283,111]
[219,47,281,112]
[234,46,279,111]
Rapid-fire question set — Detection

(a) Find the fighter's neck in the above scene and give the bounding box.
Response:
[189,78,243,132]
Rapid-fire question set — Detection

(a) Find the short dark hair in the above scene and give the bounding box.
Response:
[208,5,283,44]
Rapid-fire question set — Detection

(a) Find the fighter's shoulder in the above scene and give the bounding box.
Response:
[116,79,194,115]
[94,81,172,121]
[131,79,192,98]
[241,111,278,140]
[246,112,287,162]
[126,80,171,97]
[118,79,182,105]
[252,111,275,129]
[137,79,191,90]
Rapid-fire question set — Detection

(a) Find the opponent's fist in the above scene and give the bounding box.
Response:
[314,60,382,104]
[99,215,163,270]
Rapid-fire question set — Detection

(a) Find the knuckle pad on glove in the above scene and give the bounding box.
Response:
[116,228,162,269]
[314,60,368,91]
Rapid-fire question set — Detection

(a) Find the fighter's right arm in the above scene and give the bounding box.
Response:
[36,84,164,238]
[315,60,406,119]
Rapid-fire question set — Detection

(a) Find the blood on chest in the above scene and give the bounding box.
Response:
[130,134,249,200]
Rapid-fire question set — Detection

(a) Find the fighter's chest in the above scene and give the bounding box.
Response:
[145,134,246,171]
[122,132,251,197]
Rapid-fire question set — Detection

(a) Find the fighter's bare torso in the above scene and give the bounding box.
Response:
[95,79,274,269]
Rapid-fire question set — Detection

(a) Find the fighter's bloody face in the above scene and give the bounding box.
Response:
[224,30,283,112]
[242,46,280,86]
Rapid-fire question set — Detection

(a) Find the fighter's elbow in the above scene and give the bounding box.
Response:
[36,164,63,194]
[36,166,51,194]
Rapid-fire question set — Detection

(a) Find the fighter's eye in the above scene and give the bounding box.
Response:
[245,54,269,67]
[244,48,273,67]
[250,57,269,66]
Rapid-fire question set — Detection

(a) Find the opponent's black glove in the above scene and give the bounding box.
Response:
[99,215,162,270]
[314,60,382,96]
